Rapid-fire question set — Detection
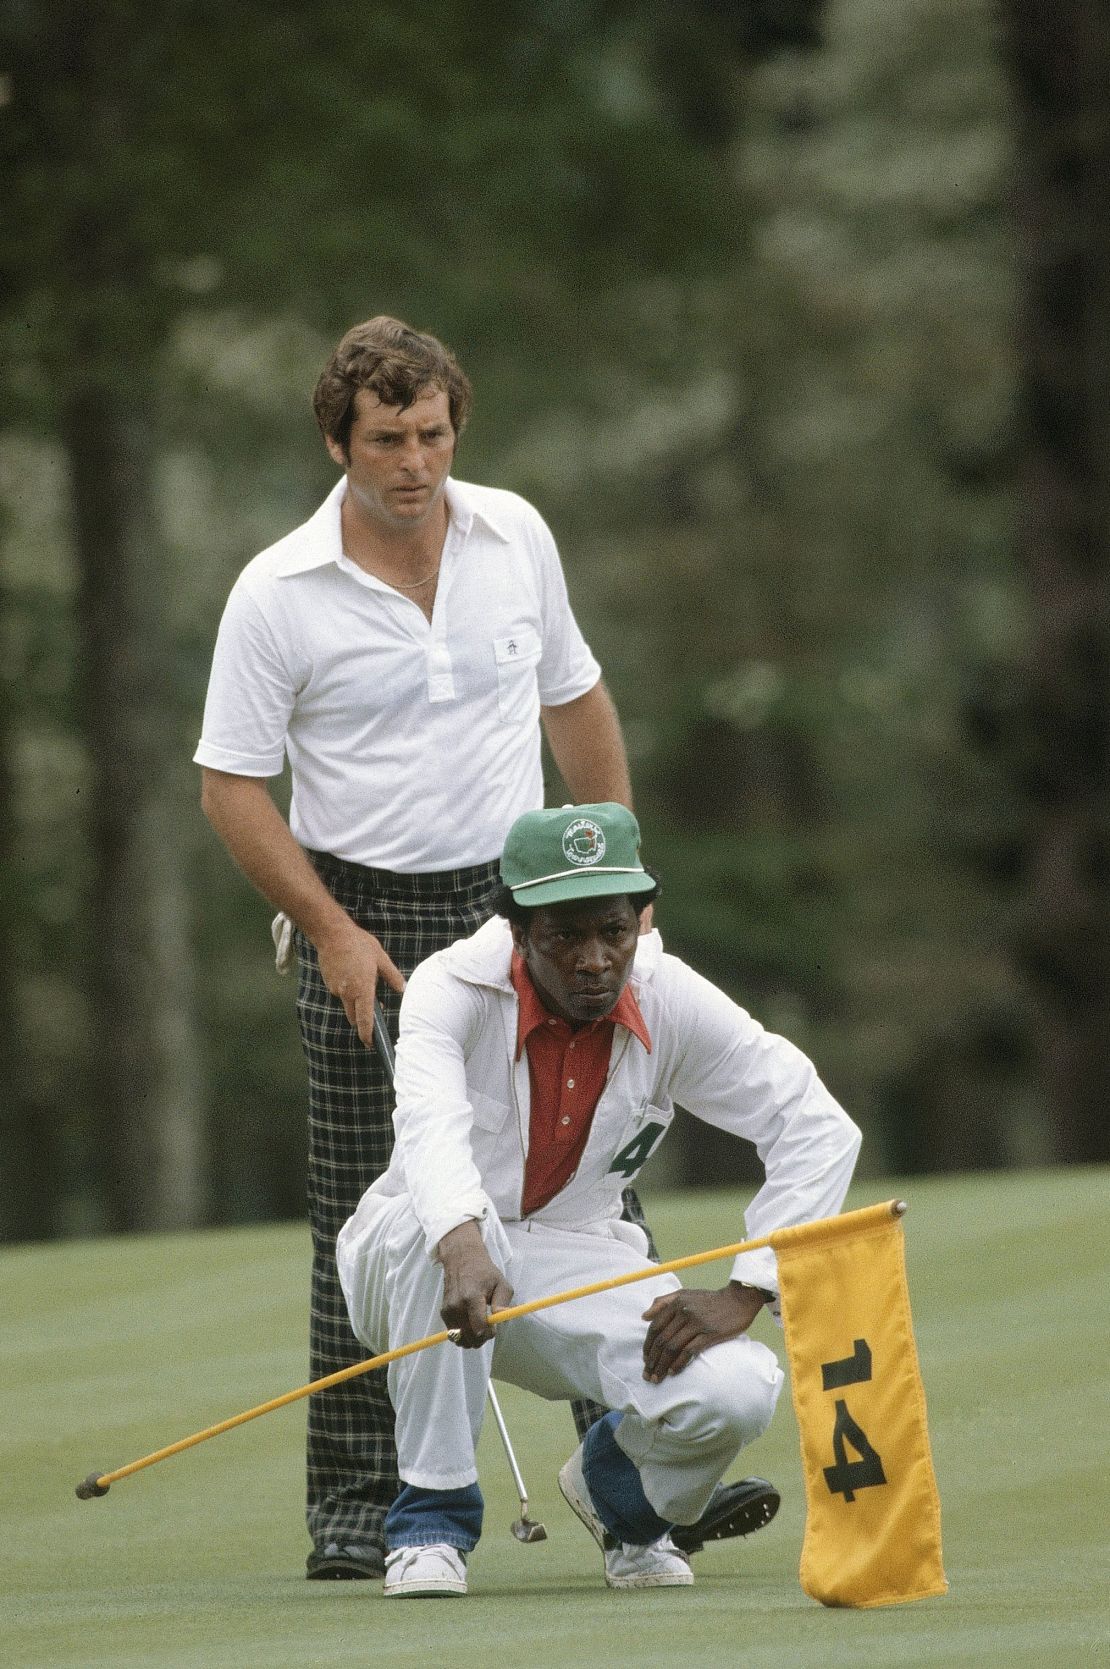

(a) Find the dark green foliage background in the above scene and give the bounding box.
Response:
[2,0,1107,1236]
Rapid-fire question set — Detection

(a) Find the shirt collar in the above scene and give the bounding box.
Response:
[443,478,513,544]
[509,951,652,1059]
[273,476,511,578]
[272,477,346,576]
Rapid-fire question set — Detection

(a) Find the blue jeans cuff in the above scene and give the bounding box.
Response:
[387,1534,473,1552]
[582,1412,672,1545]
[384,1482,483,1553]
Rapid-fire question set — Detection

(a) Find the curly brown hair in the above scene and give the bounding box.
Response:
[312,316,473,456]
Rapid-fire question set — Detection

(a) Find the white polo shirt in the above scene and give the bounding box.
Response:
[194,477,601,872]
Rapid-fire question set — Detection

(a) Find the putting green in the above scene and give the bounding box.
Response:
[3,1169,1107,1667]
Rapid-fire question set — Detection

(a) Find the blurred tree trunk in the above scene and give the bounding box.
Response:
[0,577,60,1241]
[52,5,207,1230]
[63,372,206,1231]
[1006,0,1110,1161]
[647,1,832,847]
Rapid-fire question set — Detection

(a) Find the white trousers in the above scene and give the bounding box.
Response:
[337,1196,784,1527]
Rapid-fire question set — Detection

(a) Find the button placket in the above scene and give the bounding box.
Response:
[426,638,455,703]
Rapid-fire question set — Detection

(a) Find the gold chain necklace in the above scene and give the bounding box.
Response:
[386,563,441,591]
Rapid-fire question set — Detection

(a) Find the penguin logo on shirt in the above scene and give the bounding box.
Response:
[562,818,606,867]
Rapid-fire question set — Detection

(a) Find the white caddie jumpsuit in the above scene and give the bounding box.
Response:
[337,918,861,1524]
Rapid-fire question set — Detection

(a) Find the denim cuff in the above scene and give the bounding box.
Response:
[388,1535,473,1552]
[582,1412,672,1545]
[384,1482,484,1553]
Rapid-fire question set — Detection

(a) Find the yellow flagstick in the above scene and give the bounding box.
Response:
[74,1323,461,1498]
[75,1200,904,1500]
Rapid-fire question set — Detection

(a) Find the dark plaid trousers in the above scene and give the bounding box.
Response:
[296,850,658,1555]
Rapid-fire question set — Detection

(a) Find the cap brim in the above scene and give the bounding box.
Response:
[510,870,656,909]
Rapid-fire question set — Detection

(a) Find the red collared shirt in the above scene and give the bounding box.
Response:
[510,951,652,1216]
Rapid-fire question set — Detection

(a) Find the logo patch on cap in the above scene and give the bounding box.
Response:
[561,817,606,867]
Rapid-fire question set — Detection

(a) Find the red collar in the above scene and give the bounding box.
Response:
[510,951,652,1060]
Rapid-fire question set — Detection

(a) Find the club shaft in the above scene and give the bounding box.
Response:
[485,1384,529,1507]
[372,1003,396,1078]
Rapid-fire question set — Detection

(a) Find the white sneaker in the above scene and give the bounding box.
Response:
[383,1543,468,1598]
[557,1442,610,1549]
[558,1442,693,1591]
[604,1534,693,1590]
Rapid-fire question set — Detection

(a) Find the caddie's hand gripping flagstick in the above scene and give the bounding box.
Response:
[371,1002,546,1544]
[75,1202,908,1505]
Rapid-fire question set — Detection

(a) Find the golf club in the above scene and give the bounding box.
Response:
[372,1000,547,1543]
[484,1377,548,1543]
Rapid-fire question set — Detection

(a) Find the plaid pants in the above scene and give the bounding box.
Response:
[297,851,657,1554]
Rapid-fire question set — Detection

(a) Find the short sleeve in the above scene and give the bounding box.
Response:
[193,579,297,776]
[528,509,601,707]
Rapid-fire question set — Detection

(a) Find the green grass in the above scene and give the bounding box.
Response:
[3,1170,1108,1667]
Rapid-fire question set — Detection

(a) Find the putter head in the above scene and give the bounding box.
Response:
[511,1515,548,1543]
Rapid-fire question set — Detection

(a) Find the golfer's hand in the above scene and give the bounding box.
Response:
[315,920,405,1049]
[641,1283,765,1383]
[438,1222,514,1348]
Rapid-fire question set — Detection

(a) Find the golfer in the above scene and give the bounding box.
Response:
[337,803,862,1597]
[194,317,657,1577]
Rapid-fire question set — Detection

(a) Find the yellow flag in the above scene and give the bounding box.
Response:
[772,1200,947,1608]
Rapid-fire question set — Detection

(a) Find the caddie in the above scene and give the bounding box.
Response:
[336,803,862,1597]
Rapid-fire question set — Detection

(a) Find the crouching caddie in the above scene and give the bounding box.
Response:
[337,803,861,1597]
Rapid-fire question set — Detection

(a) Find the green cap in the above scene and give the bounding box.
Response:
[500,802,655,909]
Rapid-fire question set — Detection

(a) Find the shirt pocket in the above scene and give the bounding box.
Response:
[606,1100,675,1183]
[494,628,542,723]
[469,1091,513,1135]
